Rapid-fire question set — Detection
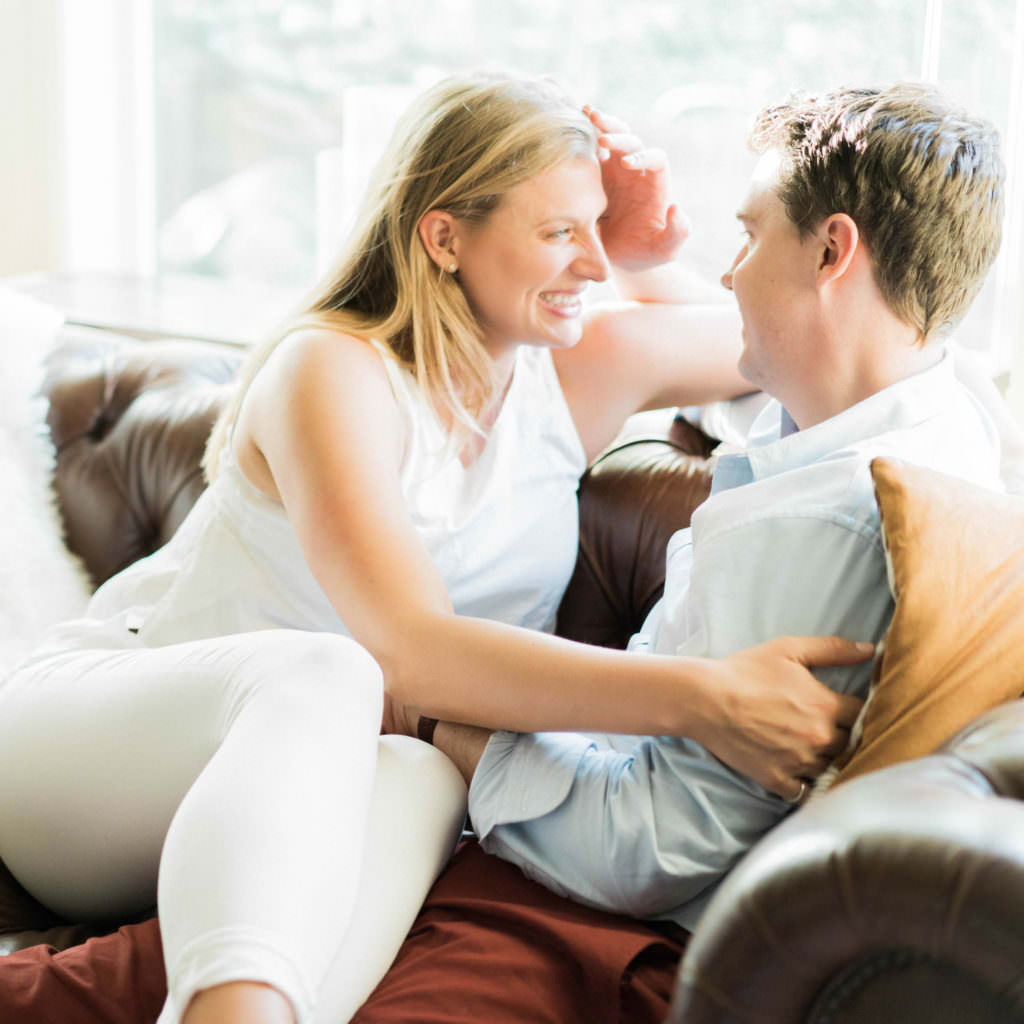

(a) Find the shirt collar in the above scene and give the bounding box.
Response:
[721,347,955,483]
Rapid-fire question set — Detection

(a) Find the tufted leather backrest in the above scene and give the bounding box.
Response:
[556,415,716,647]
[42,328,243,588]
[41,330,716,646]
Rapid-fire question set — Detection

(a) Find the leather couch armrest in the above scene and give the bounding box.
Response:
[670,699,1024,1023]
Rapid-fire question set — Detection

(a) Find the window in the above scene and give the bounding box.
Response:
[67,0,1024,369]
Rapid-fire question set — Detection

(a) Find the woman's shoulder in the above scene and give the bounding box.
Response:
[244,327,405,444]
[231,327,406,497]
[269,326,389,382]
[235,324,412,493]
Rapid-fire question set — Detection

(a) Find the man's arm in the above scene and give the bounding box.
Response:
[431,721,491,786]
[426,507,886,923]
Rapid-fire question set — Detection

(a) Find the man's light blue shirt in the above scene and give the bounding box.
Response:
[468,351,1002,932]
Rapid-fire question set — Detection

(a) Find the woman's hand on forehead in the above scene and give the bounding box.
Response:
[584,105,690,272]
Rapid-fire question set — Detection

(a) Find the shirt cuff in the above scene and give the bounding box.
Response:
[468,730,595,841]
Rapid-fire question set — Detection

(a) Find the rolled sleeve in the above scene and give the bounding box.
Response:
[470,730,788,925]
[470,730,594,836]
[469,511,890,929]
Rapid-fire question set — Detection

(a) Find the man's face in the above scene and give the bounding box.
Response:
[720,151,824,403]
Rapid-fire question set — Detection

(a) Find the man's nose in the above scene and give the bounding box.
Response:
[721,247,744,291]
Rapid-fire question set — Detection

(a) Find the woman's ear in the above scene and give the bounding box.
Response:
[418,209,459,271]
[817,213,860,283]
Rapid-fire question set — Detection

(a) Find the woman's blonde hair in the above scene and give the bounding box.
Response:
[204,70,597,480]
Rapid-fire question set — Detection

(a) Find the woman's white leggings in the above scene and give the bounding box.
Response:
[0,630,468,1023]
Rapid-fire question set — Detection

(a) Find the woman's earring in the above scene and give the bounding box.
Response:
[447,262,458,273]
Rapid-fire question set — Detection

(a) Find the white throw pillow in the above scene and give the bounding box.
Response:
[0,286,93,677]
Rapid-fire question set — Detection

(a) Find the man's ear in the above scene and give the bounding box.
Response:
[418,209,460,270]
[817,213,860,284]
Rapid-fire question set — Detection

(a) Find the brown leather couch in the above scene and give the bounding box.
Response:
[5,328,1024,1022]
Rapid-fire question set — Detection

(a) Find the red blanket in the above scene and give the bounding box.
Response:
[0,842,686,1023]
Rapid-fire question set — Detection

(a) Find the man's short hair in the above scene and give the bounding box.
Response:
[750,83,1004,340]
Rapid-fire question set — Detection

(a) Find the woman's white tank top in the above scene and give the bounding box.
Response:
[81,342,587,648]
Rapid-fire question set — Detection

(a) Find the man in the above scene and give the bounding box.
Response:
[402,82,1006,932]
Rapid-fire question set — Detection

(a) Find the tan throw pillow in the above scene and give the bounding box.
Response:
[828,456,1024,787]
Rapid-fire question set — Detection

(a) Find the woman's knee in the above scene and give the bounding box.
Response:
[377,734,467,799]
[374,735,468,842]
[227,632,383,727]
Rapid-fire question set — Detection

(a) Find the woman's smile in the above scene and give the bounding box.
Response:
[538,288,586,318]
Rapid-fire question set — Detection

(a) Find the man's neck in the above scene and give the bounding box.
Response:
[787,319,942,430]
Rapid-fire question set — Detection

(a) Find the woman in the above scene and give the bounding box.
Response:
[0,72,867,1024]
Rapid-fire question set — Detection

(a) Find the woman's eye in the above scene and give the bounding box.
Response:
[548,227,572,239]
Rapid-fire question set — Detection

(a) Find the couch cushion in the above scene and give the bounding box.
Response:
[828,457,1024,786]
[0,860,65,940]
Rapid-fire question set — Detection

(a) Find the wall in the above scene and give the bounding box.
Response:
[0,0,63,277]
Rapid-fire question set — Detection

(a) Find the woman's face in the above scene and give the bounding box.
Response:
[451,156,610,360]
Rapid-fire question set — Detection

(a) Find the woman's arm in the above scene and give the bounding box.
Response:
[556,301,748,459]
[554,107,752,459]
[409,633,873,801]
[237,329,867,795]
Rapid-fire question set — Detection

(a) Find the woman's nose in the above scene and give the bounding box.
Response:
[575,234,610,283]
